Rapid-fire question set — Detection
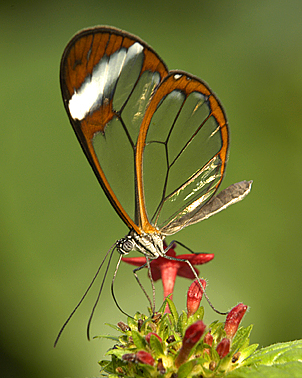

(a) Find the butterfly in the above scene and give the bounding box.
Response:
[58,26,252,342]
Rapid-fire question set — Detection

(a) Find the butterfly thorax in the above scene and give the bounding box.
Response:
[116,230,165,258]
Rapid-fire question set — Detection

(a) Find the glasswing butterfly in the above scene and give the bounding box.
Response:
[57,26,252,343]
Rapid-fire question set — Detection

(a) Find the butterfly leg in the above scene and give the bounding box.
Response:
[132,257,156,313]
[167,240,205,255]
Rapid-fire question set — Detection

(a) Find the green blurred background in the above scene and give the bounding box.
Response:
[1,1,302,377]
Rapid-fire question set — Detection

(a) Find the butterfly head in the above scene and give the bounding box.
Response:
[116,230,164,258]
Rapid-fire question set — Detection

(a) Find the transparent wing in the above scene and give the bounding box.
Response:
[161,180,252,235]
[60,27,168,233]
[135,72,229,233]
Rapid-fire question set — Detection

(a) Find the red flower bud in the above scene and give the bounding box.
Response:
[184,320,206,345]
[175,320,206,367]
[204,331,213,347]
[145,332,162,344]
[224,303,248,339]
[216,337,230,358]
[136,350,155,366]
[187,279,206,317]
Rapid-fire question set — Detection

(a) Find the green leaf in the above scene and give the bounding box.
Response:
[167,297,179,324]
[177,360,195,378]
[226,361,302,377]
[118,334,128,345]
[233,325,253,344]
[98,360,111,368]
[136,363,156,378]
[209,320,222,334]
[127,316,138,330]
[240,343,259,364]
[227,340,302,377]
[231,325,253,352]
[157,313,169,337]
[191,305,204,323]
[131,330,146,349]
[177,311,188,336]
[133,311,143,320]
[209,320,225,342]
[104,323,123,332]
[102,355,119,375]
[246,340,302,365]
[94,335,120,342]
[149,334,164,356]
[106,349,127,359]
[158,299,168,313]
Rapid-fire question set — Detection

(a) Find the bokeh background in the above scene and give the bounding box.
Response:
[1,1,302,377]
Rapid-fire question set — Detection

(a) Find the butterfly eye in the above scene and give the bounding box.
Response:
[117,238,134,255]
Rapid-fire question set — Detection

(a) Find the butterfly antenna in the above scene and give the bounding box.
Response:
[165,241,228,316]
[111,254,133,318]
[146,256,156,313]
[54,242,116,347]
[86,244,116,340]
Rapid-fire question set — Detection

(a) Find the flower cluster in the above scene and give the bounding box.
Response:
[98,293,257,377]
[98,244,258,376]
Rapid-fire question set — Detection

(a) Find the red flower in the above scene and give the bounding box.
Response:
[135,350,155,366]
[216,338,230,358]
[187,279,207,317]
[122,243,214,311]
[175,320,206,368]
[224,303,248,339]
[145,332,162,344]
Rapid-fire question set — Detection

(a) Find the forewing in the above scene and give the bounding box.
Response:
[135,71,229,233]
[60,27,168,232]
